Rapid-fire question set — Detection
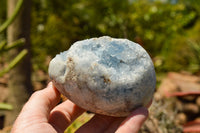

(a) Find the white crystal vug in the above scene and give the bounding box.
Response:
[48,36,156,117]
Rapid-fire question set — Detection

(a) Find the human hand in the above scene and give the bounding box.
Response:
[11,82,149,133]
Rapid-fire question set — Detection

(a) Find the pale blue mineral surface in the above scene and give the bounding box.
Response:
[48,36,156,117]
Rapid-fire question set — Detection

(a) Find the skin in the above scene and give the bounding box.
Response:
[11,82,149,133]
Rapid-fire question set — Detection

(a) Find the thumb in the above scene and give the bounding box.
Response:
[115,107,148,133]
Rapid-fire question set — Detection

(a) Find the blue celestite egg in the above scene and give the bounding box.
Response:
[48,36,156,117]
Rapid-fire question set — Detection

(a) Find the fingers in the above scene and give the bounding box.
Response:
[49,100,85,132]
[76,114,125,133]
[115,107,148,133]
[21,82,61,121]
[76,107,148,133]
[11,82,61,132]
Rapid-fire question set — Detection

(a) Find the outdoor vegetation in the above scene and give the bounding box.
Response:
[0,0,200,132]
[30,0,200,73]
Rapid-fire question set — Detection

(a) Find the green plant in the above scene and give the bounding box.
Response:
[0,103,13,110]
[0,0,27,77]
[65,113,93,133]
[0,0,23,33]
[0,0,27,110]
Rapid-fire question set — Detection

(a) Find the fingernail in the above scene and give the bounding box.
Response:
[47,82,53,88]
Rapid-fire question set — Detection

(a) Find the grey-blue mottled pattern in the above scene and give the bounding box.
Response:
[48,36,156,117]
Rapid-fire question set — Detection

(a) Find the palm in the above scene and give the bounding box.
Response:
[11,82,148,133]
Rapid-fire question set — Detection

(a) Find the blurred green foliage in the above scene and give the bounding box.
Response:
[1,0,199,73]
[0,0,27,110]
[0,0,27,77]
[30,0,200,73]
[0,0,7,40]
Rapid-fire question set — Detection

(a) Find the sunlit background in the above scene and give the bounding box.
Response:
[0,0,200,132]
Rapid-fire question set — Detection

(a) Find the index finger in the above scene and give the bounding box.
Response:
[115,107,149,133]
[48,100,85,132]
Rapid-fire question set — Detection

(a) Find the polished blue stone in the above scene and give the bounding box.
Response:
[48,36,156,117]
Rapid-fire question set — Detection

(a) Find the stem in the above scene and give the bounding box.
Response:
[0,38,25,54]
[0,40,7,51]
[4,38,25,52]
[0,0,24,33]
[0,103,13,110]
[0,49,28,77]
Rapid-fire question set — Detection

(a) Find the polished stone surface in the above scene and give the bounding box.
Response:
[48,36,156,117]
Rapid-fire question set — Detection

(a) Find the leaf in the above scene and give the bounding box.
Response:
[4,38,25,52]
[0,102,13,110]
[0,0,24,33]
[0,49,28,77]
[0,38,25,54]
[0,40,7,51]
